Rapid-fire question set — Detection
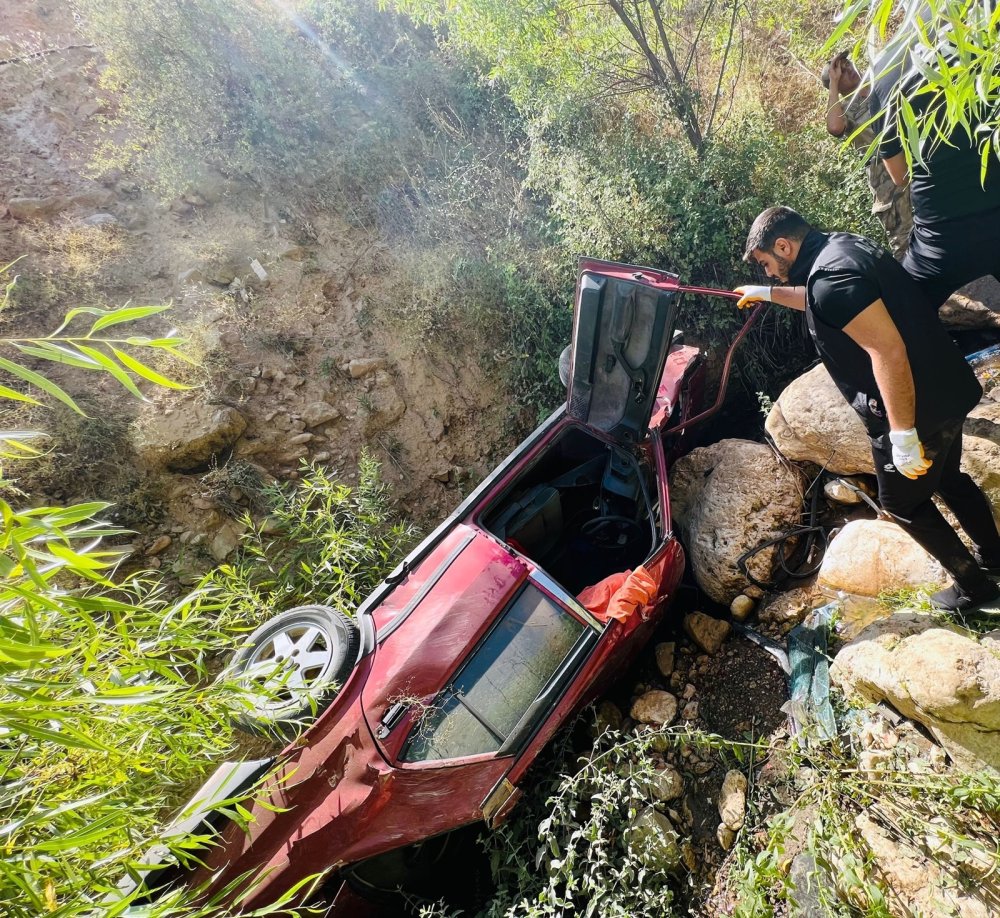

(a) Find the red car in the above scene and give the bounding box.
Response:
[131,259,755,914]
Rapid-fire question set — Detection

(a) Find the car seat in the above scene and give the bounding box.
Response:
[492,485,563,561]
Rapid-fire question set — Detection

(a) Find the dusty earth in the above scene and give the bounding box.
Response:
[0,1,511,559]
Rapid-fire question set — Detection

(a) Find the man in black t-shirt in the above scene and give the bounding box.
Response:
[736,206,1000,613]
[869,49,1000,308]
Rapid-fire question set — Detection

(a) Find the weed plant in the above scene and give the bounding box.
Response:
[209,453,419,632]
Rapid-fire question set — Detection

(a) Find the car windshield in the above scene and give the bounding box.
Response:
[402,584,585,762]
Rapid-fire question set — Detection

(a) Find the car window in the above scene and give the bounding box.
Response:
[402,585,585,762]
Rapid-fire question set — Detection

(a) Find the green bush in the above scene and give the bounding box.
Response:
[209,454,419,632]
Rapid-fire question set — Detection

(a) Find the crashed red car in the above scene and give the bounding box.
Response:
[131,259,755,914]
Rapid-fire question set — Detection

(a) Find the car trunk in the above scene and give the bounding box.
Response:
[479,425,658,594]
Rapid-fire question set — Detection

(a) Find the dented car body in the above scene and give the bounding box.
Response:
[143,259,753,913]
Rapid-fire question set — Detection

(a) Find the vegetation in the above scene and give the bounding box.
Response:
[0,261,412,913]
[10,0,1000,915]
[832,0,1000,178]
[209,455,419,632]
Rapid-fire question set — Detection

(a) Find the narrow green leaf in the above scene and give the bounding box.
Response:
[75,344,146,400]
[49,305,114,337]
[110,347,191,389]
[0,384,41,406]
[89,303,170,334]
[12,342,103,369]
[0,355,82,414]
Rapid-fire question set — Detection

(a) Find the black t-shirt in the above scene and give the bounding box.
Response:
[793,231,981,437]
[870,57,1000,224]
[810,271,880,329]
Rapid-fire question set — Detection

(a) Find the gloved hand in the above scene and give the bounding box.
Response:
[889,427,932,479]
[734,285,773,309]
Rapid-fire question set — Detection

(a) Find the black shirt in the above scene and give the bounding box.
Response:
[789,230,981,437]
[870,54,1000,224]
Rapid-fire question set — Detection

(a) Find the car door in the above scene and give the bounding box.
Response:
[566,257,681,446]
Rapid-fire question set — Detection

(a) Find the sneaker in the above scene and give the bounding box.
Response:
[930,580,1000,613]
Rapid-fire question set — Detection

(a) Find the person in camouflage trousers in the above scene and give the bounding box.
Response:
[822,52,913,260]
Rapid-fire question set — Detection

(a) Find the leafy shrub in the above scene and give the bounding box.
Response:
[480,727,684,918]
[209,454,419,631]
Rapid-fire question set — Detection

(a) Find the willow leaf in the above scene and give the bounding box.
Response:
[89,304,170,334]
[12,342,103,370]
[0,384,41,406]
[75,344,146,400]
[110,347,191,389]
[0,355,82,414]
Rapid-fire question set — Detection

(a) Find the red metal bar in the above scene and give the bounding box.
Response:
[661,300,766,435]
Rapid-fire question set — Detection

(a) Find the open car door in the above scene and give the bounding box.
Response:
[567,258,681,445]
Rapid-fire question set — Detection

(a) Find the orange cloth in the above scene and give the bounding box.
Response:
[577,565,657,623]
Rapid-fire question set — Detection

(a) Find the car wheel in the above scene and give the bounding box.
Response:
[228,604,359,735]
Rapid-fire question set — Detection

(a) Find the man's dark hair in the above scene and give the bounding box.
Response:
[743,206,812,261]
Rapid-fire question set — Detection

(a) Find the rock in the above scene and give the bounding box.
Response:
[362,385,406,437]
[831,614,1000,771]
[823,477,872,505]
[287,432,313,446]
[136,400,247,472]
[938,276,1000,330]
[594,700,623,735]
[818,519,948,596]
[655,642,675,678]
[630,690,678,726]
[758,585,826,633]
[854,813,991,917]
[145,535,172,557]
[301,401,340,428]
[348,357,385,379]
[209,520,246,562]
[718,769,747,830]
[82,212,119,227]
[858,748,893,778]
[681,701,698,721]
[640,765,684,802]
[177,267,206,287]
[683,612,731,655]
[269,238,307,261]
[8,195,72,221]
[669,439,804,603]
[626,807,682,871]
[765,363,873,474]
[963,401,1000,446]
[959,433,1000,520]
[730,594,755,621]
[716,823,736,851]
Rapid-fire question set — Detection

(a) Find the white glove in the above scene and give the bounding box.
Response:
[889,428,932,479]
[734,285,773,309]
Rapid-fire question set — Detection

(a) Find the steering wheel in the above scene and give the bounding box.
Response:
[580,515,644,548]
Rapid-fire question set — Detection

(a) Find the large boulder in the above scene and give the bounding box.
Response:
[818,519,948,596]
[939,276,1000,330]
[831,614,1000,772]
[765,364,873,474]
[669,439,803,603]
[853,813,992,918]
[961,433,1000,522]
[137,399,247,471]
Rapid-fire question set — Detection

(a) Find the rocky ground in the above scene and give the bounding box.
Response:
[3,3,1000,917]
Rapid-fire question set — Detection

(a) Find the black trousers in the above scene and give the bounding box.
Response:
[902,207,1000,309]
[871,420,1000,594]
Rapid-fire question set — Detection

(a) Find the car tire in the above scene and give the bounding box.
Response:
[228,604,359,735]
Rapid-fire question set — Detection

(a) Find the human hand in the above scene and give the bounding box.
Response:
[889,428,932,479]
[828,56,843,91]
[733,285,773,309]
